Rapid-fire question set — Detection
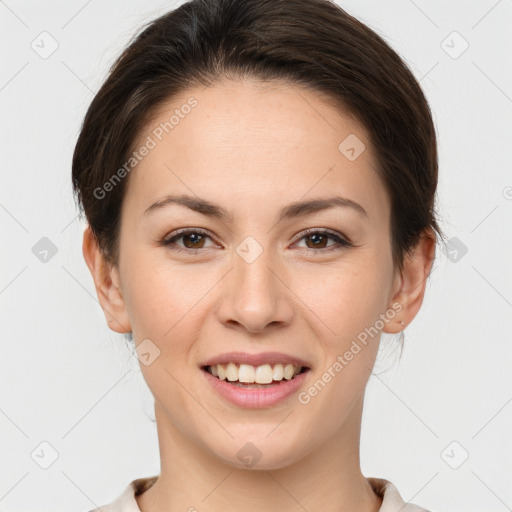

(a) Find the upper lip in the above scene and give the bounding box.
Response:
[200,351,312,369]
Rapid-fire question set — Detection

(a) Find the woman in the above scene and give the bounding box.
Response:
[73,0,443,510]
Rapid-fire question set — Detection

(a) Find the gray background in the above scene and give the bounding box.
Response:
[1,1,511,511]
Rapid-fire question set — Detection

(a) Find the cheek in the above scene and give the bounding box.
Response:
[122,257,212,423]
[293,255,389,348]
[294,250,391,426]
[122,252,213,339]
[295,275,384,438]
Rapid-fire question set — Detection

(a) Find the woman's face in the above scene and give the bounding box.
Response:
[105,78,406,469]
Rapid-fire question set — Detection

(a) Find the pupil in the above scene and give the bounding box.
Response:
[184,233,203,248]
[308,234,326,248]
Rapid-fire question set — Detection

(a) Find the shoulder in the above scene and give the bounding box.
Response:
[369,477,432,512]
[85,476,158,512]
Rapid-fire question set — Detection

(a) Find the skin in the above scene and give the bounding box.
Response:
[83,78,435,512]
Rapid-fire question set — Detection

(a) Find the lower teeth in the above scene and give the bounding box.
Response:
[231,381,281,388]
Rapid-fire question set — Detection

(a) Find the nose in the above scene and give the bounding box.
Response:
[216,243,294,334]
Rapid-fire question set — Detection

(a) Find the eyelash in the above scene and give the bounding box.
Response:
[160,228,353,254]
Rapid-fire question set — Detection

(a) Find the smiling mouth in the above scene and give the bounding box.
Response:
[202,363,310,387]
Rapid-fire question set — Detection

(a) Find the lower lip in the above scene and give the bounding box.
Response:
[201,368,310,408]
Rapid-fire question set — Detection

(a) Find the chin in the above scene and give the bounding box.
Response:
[208,432,309,471]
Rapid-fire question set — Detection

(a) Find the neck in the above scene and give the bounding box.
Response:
[137,396,381,512]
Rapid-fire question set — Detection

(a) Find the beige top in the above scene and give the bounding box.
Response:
[87,475,431,511]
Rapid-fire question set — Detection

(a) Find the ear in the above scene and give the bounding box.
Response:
[383,228,436,334]
[82,225,132,334]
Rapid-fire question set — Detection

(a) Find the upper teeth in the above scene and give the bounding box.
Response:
[209,363,302,383]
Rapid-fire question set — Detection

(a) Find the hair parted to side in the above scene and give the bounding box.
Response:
[72,0,444,277]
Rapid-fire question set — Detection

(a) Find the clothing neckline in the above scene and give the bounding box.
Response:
[97,474,430,512]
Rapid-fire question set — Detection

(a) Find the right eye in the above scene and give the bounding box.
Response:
[160,228,220,252]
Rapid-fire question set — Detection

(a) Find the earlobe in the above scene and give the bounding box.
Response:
[82,226,132,334]
[383,228,436,334]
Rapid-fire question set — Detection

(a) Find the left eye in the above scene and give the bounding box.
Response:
[161,229,352,252]
[294,229,352,250]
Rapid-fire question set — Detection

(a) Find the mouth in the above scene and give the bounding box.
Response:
[202,363,310,388]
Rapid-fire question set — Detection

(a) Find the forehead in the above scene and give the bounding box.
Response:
[123,78,389,225]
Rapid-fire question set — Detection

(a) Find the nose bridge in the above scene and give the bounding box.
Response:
[218,236,293,332]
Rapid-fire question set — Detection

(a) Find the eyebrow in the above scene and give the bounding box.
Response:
[143,193,368,222]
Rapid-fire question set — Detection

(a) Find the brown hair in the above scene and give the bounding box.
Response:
[72,0,444,275]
